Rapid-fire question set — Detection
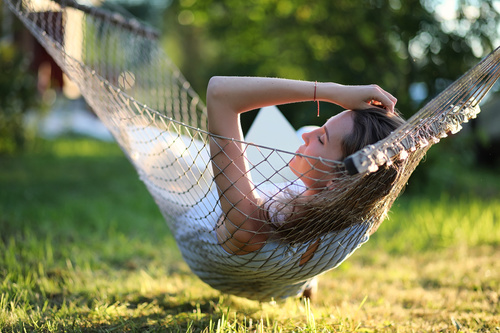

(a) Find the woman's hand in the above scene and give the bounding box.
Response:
[318,83,397,113]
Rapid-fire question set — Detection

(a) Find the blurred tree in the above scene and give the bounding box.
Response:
[0,42,41,154]
[0,2,43,154]
[161,0,499,129]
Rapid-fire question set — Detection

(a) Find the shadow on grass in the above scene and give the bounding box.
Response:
[93,295,226,332]
[3,289,227,332]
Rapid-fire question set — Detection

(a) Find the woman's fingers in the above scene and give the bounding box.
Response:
[325,83,397,113]
[368,85,396,112]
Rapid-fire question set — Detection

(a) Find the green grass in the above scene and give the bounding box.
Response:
[1,138,499,332]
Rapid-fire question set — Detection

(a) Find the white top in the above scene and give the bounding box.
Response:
[174,182,370,301]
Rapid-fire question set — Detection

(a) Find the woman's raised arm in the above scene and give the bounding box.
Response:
[207,77,322,254]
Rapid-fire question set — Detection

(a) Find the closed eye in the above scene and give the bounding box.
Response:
[318,136,324,144]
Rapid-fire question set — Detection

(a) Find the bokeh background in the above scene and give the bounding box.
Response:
[1,0,499,195]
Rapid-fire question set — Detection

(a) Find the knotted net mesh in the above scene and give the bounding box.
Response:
[7,0,499,301]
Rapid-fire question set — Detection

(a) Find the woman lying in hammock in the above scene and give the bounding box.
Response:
[208,77,402,244]
[176,76,405,301]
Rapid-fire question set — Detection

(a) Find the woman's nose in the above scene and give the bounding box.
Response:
[297,125,320,144]
[302,131,310,144]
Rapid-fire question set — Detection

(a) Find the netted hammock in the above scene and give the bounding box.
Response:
[8,0,500,301]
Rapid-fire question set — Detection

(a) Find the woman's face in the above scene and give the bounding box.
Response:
[289,111,354,189]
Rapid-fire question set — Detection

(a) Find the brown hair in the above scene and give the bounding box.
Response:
[272,107,406,244]
[342,107,406,159]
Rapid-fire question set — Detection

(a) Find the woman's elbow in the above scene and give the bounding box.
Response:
[217,221,268,255]
[222,230,267,255]
[207,76,225,104]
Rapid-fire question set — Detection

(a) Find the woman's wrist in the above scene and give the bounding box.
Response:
[315,82,343,104]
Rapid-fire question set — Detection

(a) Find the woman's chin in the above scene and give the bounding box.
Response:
[288,157,302,174]
[289,166,300,178]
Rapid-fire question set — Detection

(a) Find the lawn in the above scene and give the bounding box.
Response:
[0,138,499,332]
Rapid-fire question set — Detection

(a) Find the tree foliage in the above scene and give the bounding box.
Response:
[157,0,499,127]
[0,43,41,154]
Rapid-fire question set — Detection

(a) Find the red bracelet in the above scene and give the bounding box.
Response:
[314,81,320,117]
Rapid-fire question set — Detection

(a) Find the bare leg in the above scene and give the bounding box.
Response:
[301,277,318,301]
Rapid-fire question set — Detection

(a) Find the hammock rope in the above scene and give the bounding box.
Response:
[7,0,500,301]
